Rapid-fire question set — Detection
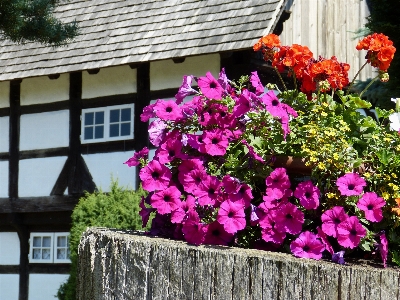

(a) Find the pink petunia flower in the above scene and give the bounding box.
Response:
[376,231,389,268]
[217,199,246,234]
[337,216,367,249]
[261,187,291,209]
[154,100,183,121]
[262,90,288,119]
[182,209,208,245]
[357,192,386,222]
[336,173,367,196]
[124,147,149,167]
[217,68,230,92]
[321,206,349,238]
[316,226,334,255]
[148,119,167,147]
[233,90,251,117]
[186,133,205,151]
[290,231,325,260]
[265,167,291,190]
[197,71,224,100]
[200,129,230,156]
[139,160,172,192]
[274,202,304,235]
[241,140,265,163]
[204,221,234,246]
[175,75,198,105]
[177,158,205,185]
[181,168,208,194]
[150,185,182,215]
[171,195,196,224]
[139,195,155,227]
[156,138,187,164]
[250,71,265,95]
[140,101,157,122]
[192,175,222,206]
[294,180,320,210]
[259,209,286,245]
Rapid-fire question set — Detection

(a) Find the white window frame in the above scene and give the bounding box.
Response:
[81,104,134,144]
[29,232,71,264]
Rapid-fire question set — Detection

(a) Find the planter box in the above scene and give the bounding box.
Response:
[77,227,400,300]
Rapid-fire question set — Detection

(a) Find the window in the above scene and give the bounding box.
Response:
[29,232,70,263]
[81,104,134,143]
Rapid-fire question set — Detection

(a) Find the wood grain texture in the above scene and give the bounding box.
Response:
[77,228,400,300]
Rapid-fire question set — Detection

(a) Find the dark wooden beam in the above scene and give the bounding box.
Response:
[0,196,80,213]
[20,100,69,115]
[81,93,136,109]
[19,147,69,160]
[9,79,21,199]
[29,264,71,274]
[0,265,19,274]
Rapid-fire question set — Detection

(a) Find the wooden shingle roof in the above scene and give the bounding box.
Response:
[0,0,287,81]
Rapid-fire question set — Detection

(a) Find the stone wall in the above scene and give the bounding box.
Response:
[77,227,400,300]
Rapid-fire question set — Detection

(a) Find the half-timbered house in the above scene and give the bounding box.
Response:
[0,0,290,299]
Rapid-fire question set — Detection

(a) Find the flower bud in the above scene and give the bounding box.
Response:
[379,71,389,82]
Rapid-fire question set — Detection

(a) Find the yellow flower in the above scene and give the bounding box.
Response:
[327,192,336,199]
[321,112,328,117]
[318,162,326,170]
[393,185,399,191]
[363,172,371,178]
[391,173,397,179]
[382,192,390,200]
[333,153,339,160]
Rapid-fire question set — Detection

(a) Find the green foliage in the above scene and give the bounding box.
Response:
[364,0,400,104]
[0,0,78,45]
[57,179,148,300]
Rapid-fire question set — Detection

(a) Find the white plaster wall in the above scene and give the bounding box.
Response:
[29,274,69,300]
[20,110,69,151]
[0,232,20,265]
[83,152,136,192]
[0,274,19,300]
[82,65,137,99]
[0,81,9,109]
[0,161,8,197]
[0,116,9,153]
[20,74,69,106]
[19,157,66,197]
[150,54,220,91]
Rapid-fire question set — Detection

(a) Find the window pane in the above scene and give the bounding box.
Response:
[84,112,94,125]
[42,236,51,247]
[84,127,93,140]
[33,237,41,247]
[109,124,119,137]
[95,111,104,124]
[57,236,67,247]
[57,249,66,259]
[110,109,120,123]
[121,108,131,122]
[94,125,104,139]
[42,248,51,260]
[33,249,41,259]
[120,123,131,136]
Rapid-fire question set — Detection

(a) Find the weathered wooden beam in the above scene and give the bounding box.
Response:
[0,196,80,213]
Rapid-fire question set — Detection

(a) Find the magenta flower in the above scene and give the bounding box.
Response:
[192,175,222,206]
[357,192,385,222]
[262,90,287,118]
[150,185,182,215]
[182,209,208,245]
[186,133,204,151]
[217,199,246,234]
[140,101,157,122]
[321,206,349,238]
[171,195,196,224]
[197,71,224,100]
[154,100,183,121]
[175,75,198,105]
[250,71,264,95]
[181,168,208,194]
[124,147,149,167]
[261,187,291,209]
[337,216,367,249]
[274,202,304,235]
[265,167,291,190]
[156,138,187,164]
[336,173,367,196]
[233,90,251,117]
[294,180,320,210]
[139,195,155,227]
[241,140,265,163]
[200,129,230,156]
[148,119,167,147]
[376,231,388,268]
[177,158,205,185]
[217,68,230,91]
[332,250,346,265]
[316,226,334,255]
[290,231,325,260]
[204,221,234,246]
[259,210,286,245]
[229,183,253,208]
[139,160,172,192]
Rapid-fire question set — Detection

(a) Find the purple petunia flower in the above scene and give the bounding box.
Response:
[337,216,367,249]
[217,199,246,234]
[204,221,234,246]
[262,90,288,119]
[316,226,334,255]
[156,138,187,164]
[376,231,389,268]
[171,195,196,224]
[290,231,325,260]
[336,173,367,196]
[150,185,182,215]
[265,167,291,190]
[182,209,208,245]
[241,140,265,163]
[357,192,386,222]
[294,180,320,210]
[124,147,149,167]
[200,129,230,156]
[332,250,346,265]
[139,160,172,192]
[250,71,265,95]
[233,90,251,118]
[217,68,230,92]
[148,119,167,147]
[140,102,157,122]
[197,71,224,100]
[181,168,208,194]
[192,175,222,206]
[259,209,286,245]
[321,206,349,238]
[261,187,291,209]
[153,100,183,121]
[274,202,304,235]
[139,195,155,228]
[175,75,198,104]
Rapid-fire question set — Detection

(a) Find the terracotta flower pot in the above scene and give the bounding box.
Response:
[266,155,312,175]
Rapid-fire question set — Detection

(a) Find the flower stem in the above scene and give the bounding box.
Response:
[346,61,369,95]
[274,66,288,92]
[360,75,379,98]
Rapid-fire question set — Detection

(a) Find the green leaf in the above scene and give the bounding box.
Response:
[353,96,372,109]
